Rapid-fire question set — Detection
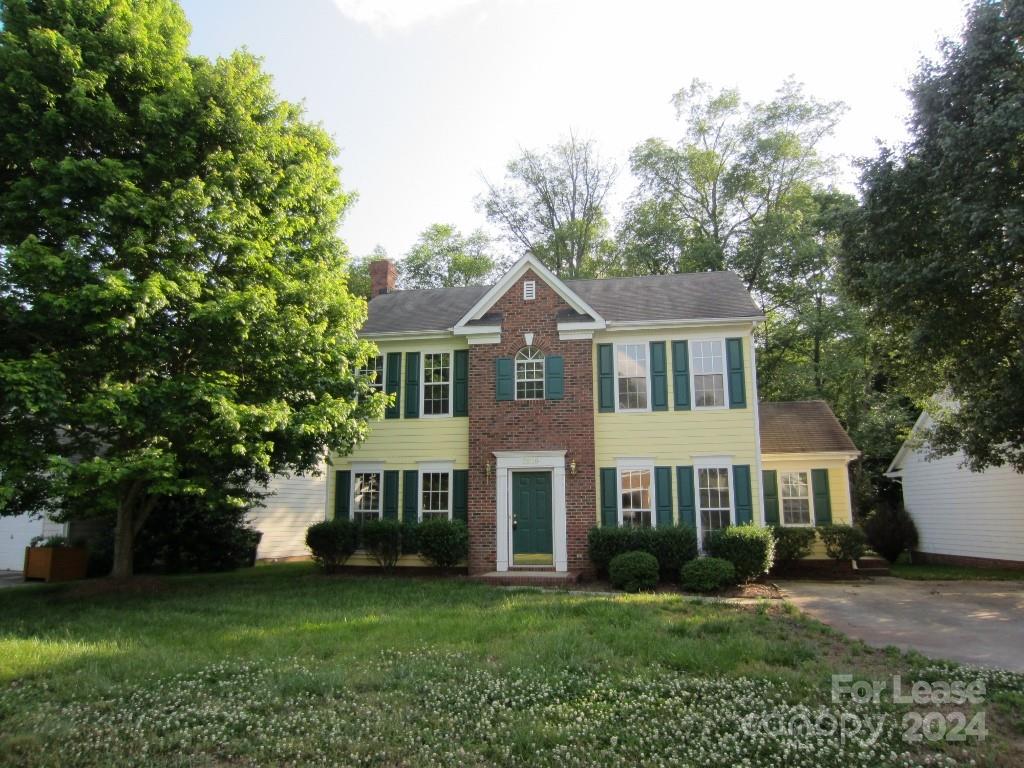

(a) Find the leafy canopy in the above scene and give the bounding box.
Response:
[399,223,503,289]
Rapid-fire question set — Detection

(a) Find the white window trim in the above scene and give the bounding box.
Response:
[778,469,815,528]
[350,462,384,521]
[515,346,545,401]
[689,337,730,411]
[612,341,653,413]
[692,457,735,550]
[417,461,454,522]
[419,348,454,419]
[615,458,657,528]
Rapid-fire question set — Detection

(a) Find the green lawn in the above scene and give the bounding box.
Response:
[1,564,1021,767]
[891,563,1024,581]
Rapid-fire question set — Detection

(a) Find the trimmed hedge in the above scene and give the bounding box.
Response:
[681,557,736,593]
[818,524,868,562]
[608,550,659,593]
[771,526,817,568]
[707,524,775,582]
[416,519,469,569]
[360,519,403,568]
[587,526,698,580]
[305,518,358,573]
[862,502,918,563]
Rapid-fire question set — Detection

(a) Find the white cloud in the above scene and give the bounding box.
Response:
[330,0,482,31]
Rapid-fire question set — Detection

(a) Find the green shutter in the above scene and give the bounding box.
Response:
[599,467,618,527]
[334,470,351,520]
[676,466,695,528]
[650,342,668,411]
[597,344,615,412]
[672,340,690,410]
[404,352,420,418]
[654,466,672,527]
[385,352,402,419]
[453,350,469,416]
[726,338,746,409]
[812,468,832,525]
[495,357,514,401]
[545,355,564,400]
[733,464,753,524]
[383,470,399,520]
[403,470,418,524]
[762,470,779,525]
[452,469,468,523]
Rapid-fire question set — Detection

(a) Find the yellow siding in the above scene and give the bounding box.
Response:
[761,454,855,558]
[593,326,761,525]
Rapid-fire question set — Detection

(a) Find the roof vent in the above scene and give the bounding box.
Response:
[523,280,536,301]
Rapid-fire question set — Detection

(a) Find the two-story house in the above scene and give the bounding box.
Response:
[301,255,859,579]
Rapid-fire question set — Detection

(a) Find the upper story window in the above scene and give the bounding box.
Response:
[352,471,382,524]
[422,352,451,416]
[780,471,812,526]
[359,355,384,395]
[619,467,653,527]
[515,346,545,400]
[615,343,649,411]
[697,466,731,548]
[420,470,452,521]
[691,340,726,408]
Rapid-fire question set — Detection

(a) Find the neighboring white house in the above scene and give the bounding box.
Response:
[887,411,1024,568]
[248,468,327,561]
[0,513,66,572]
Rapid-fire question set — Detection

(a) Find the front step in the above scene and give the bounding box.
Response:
[474,570,582,588]
[856,557,891,576]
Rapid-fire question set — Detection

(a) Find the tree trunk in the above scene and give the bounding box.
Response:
[111,503,135,579]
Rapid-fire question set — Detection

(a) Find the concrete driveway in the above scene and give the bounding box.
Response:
[0,570,26,588]
[778,578,1024,671]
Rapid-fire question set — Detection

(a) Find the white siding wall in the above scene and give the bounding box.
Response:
[249,470,326,560]
[899,447,1024,563]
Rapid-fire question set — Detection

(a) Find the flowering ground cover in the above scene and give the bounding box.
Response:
[0,564,1020,767]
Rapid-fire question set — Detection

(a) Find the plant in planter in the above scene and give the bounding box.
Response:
[24,535,88,582]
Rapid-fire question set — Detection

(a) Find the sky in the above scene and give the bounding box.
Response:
[180,0,970,262]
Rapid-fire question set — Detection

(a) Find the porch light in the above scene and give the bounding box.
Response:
[485,461,493,478]
[569,459,577,476]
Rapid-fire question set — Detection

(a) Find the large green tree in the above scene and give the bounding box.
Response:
[0,0,383,577]
[481,133,617,278]
[844,0,1024,471]
[399,223,502,289]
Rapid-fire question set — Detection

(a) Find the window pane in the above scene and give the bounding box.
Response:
[353,472,381,524]
[515,347,545,400]
[423,353,450,415]
[358,355,384,396]
[616,344,649,410]
[780,472,811,525]
[420,471,450,520]
[620,469,652,528]
[692,341,725,408]
[698,467,730,547]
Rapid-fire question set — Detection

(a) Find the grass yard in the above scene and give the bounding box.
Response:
[890,563,1024,582]
[1,564,1021,767]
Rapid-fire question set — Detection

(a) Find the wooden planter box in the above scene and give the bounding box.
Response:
[24,547,88,582]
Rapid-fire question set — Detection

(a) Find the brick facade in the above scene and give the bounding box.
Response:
[467,269,596,575]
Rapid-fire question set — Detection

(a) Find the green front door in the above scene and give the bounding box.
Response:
[512,471,553,565]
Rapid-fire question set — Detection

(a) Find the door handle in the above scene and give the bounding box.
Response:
[512,515,518,529]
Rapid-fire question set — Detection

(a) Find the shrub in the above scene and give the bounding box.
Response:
[647,526,699,581]
[400,520,420,555]
[771,526,817,569]
[608,550,659,593]
[416,519,469,569]
[587,525,698,579]
[707,524,775,582]
[862,502,919,563]
[360,519,403,568]
[305,518,358,573]
[29,535,72,548]
[817,524,868,562]
[680,557,737,593]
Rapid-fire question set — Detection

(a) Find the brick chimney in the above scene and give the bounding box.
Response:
[369,259,397,298]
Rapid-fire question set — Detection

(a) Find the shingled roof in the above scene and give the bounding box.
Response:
[361,270,761,334]
[759,401,859,454]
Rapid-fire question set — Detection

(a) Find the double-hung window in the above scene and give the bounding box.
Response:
[697,466,731,547]
[352,471,382,523]
[515,346,545,400]
[615,343,649,410]
[422,352,451,416]
[780,471,812,526]
[420,469,452,521]
[619,467,653,527]
[359,355,384,395]
[691,340,726,408]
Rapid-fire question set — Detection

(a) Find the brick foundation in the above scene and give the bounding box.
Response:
[467,270,596,576]
[912,551,1024,570]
